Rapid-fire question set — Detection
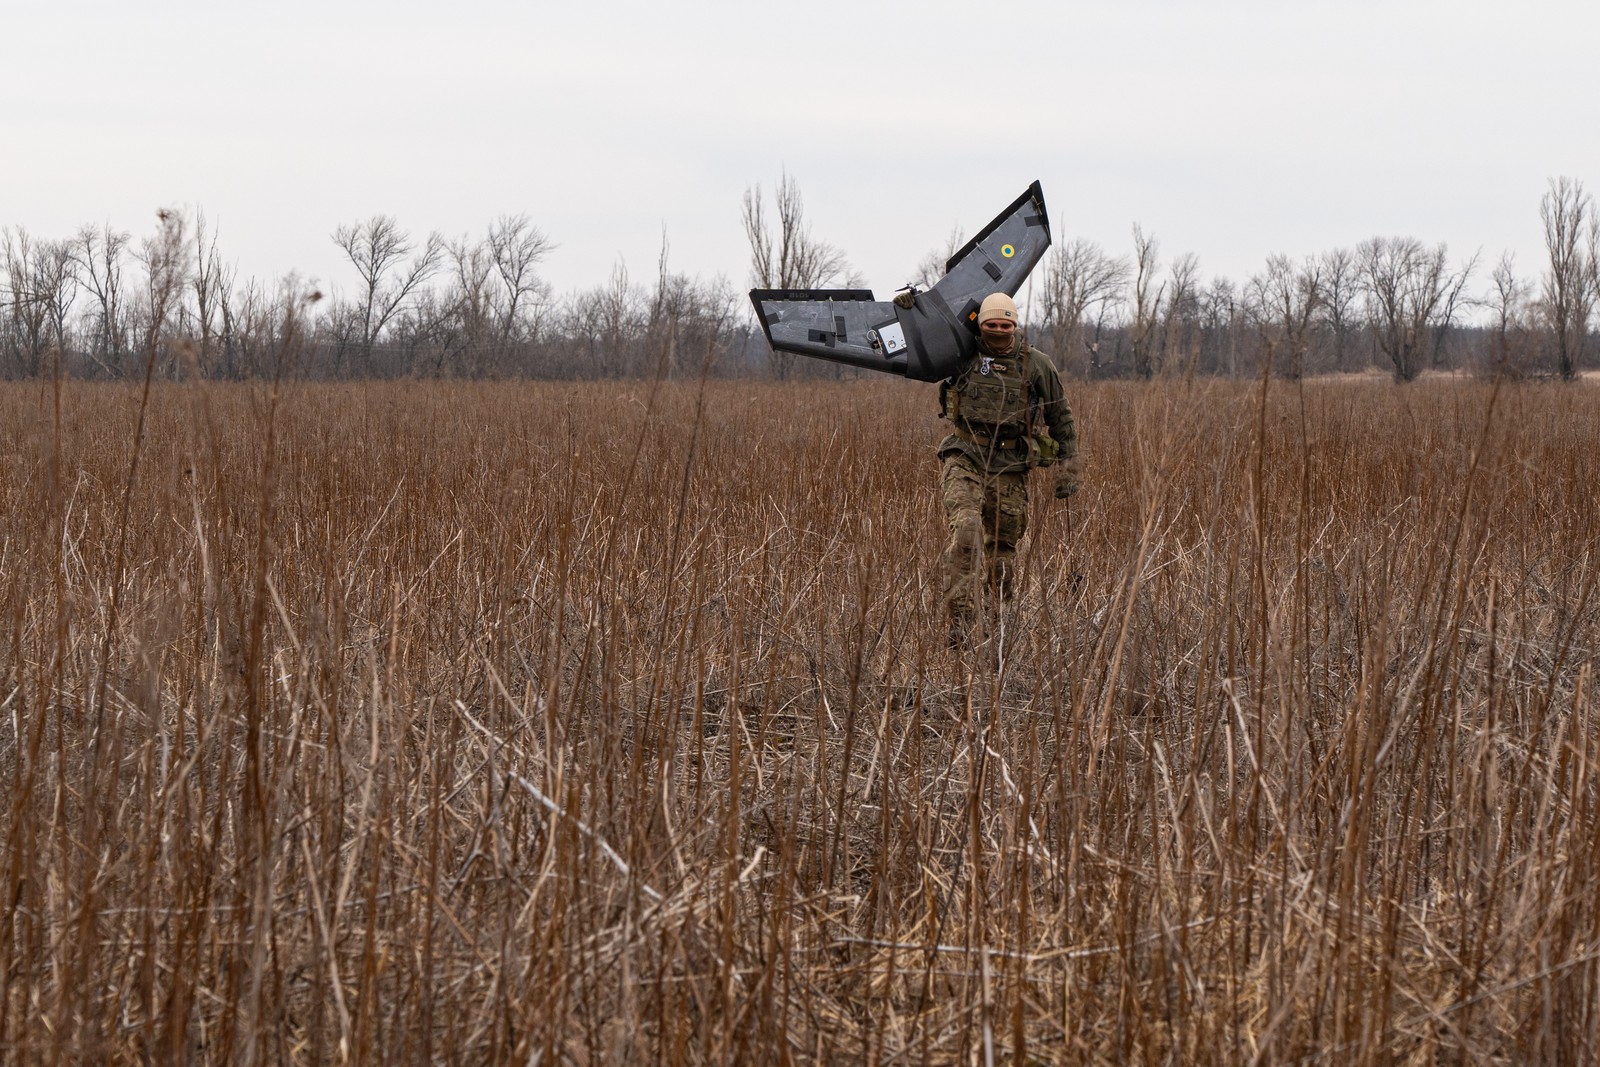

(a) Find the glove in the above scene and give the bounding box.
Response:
[1054,455,1081,499]
[893,290,916,309]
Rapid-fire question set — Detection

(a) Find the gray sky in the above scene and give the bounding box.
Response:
[4,0,1597,304]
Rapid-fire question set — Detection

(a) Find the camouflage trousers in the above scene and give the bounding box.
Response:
[939,451,1030,623]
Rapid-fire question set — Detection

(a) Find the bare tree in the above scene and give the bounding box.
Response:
[420,216,556,376]
[71,223,132,376]
[222,276,265,378]
[558,266,643,381]
[1486,253,1535,378]
[1540,176,1593,380]
[444,233,496,373]
[186,210,234,377]
[1428,251,1479,372]
[1246,254,1323,379]
[742,172,855,291]
[135,209,192,377]
[331,215,443,370]
[676,272,740,375]
[1128,225,1166,379]
[1036,238,1130,375]
[227,276,300,379]
[553,260,643,379]
[646,231,687,378]
[1198,277,1242,376]
[910,225,965,290]
[741,173,857,378]
[1161,252,1203,373]
[1591,215,1600,342]
[599,260,643,376]
[487,214,554,349]
[388,287,463,377]
[1317,247,1361,372]
[647,231,740,379]
[2,227,77,377]
[1356,237,1473,382]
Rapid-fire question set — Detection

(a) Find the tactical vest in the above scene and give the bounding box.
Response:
[946,344,1032,436]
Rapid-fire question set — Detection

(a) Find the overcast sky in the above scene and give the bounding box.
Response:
[4,0,1597,305]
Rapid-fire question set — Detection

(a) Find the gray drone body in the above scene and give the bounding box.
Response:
[748,181,1051,382]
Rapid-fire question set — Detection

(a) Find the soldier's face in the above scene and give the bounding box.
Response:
[979,317,1016,350]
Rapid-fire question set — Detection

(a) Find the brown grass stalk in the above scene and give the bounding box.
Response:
[1,377,1598,1063]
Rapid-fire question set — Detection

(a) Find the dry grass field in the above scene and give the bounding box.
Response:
[2,373,1599,1064]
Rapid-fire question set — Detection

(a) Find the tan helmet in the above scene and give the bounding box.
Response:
[977,292,1019,326]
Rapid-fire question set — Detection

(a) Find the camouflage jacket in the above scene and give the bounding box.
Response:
[937,340,1077,475]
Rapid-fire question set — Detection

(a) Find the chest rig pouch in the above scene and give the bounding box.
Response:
[947,346,1031,434]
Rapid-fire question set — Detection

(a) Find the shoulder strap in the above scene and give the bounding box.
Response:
[1019,343,1035,428]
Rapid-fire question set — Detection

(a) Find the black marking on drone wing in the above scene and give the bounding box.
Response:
[983,261,1002,281]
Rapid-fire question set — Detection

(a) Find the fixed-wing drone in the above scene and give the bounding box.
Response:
[748,181,1051,382]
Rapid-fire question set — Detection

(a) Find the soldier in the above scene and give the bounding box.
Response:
[907,290,1078,642]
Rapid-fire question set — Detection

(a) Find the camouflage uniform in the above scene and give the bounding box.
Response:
[938,337,1076,625]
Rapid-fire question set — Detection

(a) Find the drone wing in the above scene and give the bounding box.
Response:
[928,180,1052,332]
[748,181,1052,382]
[748,289,913,376]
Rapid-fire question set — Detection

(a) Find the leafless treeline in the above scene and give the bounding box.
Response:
[0,210,760,382]
[5,177,1598,381]
[1029,177,1600,381]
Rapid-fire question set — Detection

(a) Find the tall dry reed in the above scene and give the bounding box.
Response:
[1,373,1598,1064]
